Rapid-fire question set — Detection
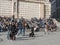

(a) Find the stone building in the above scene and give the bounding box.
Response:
[0,0,51,19]
[44,0,51,19]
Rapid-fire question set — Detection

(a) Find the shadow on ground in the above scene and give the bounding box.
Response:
[16,34,44,41]
[16,36,35,41]
[0,38,3,42]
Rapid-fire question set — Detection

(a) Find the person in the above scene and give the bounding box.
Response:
[26,23,30,29]
[22,19,27,36]
[34,25,39,32]
[7,22,11,39]
[29,25,35,37]
[39,18,43,28]
[10,22,17,40]
[44,21,49,34]
[0,22,2,32]
[17,20,23,36]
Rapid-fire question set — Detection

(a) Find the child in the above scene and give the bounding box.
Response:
[29,25,35,37]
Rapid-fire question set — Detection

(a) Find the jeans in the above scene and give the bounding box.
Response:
[22,28,25,36]
[0,27,2,32]
[7,30,10,39]
[18,28,25,36]
[19,28,22,35]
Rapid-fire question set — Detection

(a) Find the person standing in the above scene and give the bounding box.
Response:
[22,19,27,36]
[10,22,17,40]
[7,22,11,39]
[17,20,23,36]
[44,21,50,34]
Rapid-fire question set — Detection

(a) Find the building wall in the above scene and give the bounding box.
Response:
[56,0,60,18]
[40,3,44,19]
[45,5,50,19]
[0,0,45,19]
[19,1,41,19]
[44,0,51,19]
[51,0,60,19]
[0,0,12,17]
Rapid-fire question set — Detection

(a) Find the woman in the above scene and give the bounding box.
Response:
[44,21,50,34]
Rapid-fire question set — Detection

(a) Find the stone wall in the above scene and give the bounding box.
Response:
[19,1,41,19]
[0,0,45,19]
[0,0,12,17]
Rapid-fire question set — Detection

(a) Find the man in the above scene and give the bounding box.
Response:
[22,19,27,36]
[17,20,23,36]
[10,22,17,40]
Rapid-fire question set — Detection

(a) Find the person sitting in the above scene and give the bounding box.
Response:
[29,25,35,37]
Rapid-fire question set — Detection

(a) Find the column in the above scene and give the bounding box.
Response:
[40,3,45,19]
[12,0,18,18]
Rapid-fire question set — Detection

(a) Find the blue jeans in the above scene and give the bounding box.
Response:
[19,28,25,36]
[7,30,10,39]
[22,28,25,36]
[0,27,2,32]
[19,28,22,35]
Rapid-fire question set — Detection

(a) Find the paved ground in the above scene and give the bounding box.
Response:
[0,31,60,45]
[0,21,60,45]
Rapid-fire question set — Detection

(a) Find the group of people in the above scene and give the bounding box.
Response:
[38,18,57,33]
[0,16,57,40]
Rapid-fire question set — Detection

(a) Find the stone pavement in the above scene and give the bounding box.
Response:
[0,31,60,45]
